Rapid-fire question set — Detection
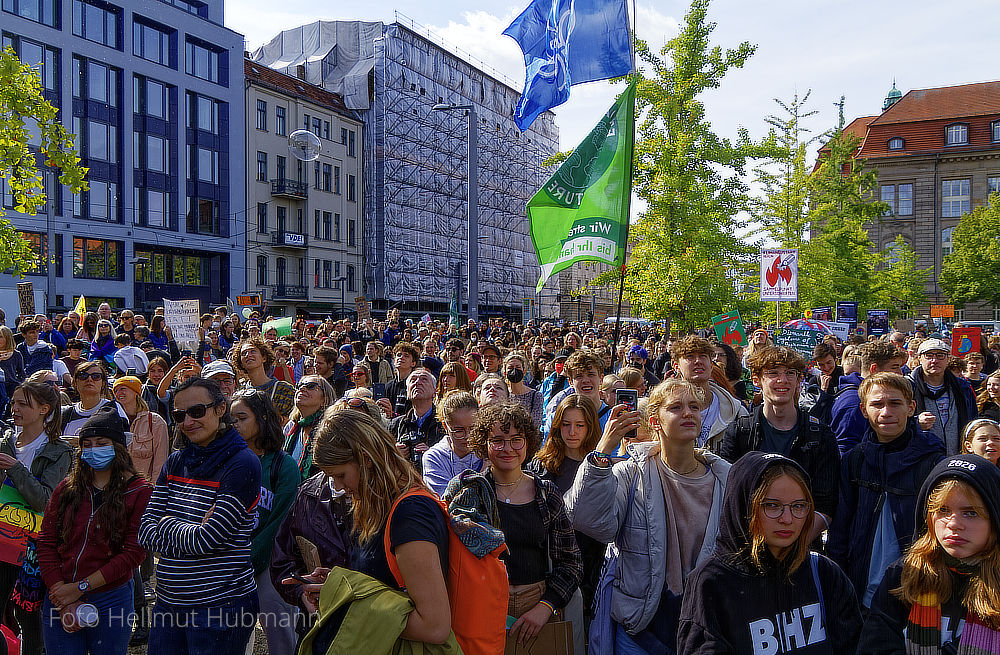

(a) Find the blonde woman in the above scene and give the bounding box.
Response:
[0,326,25,406]
[282,375,337,480]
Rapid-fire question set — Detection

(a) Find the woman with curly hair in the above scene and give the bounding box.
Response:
[37,406,151,654]
[468,402,583,650]
[231,336,295,421]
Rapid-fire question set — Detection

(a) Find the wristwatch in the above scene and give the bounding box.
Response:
[77,579,90,593]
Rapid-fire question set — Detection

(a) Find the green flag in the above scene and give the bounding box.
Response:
[529,77,637,292]
[262,316,293,337]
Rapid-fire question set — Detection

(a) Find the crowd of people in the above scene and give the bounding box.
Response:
[1,300,1000,654]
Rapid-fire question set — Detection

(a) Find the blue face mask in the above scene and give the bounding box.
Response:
[81,445,116,470]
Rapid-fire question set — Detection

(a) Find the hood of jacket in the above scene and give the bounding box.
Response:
[913,453,1000,541]
[714,451,811,562]
[861,416,946,463]
[178,426,248,479]
[708,380,743,424]
[838,372,863,389]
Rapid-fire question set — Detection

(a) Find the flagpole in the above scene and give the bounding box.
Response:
[611,0,638,368]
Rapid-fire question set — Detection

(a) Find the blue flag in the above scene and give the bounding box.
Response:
[505,0,632,132]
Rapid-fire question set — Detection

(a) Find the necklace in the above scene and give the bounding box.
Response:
[666,457,702,476]
[495,474,523,503]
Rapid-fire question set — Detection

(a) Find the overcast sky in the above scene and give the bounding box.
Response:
[230,0,998,157]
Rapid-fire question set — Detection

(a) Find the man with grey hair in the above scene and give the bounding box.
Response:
[389,368,445,471]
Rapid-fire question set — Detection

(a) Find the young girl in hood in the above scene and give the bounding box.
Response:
[962,419,1000,466]
[677,452,862,653]
[858,454,1000,653]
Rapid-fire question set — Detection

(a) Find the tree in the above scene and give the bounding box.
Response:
[0,46,87,276]
[875,235,928,318]
[593,0,780,332]
[940,193,1000,308]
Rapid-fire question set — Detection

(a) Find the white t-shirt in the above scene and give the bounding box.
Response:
[15,433,48,470]
[61,399,110,437]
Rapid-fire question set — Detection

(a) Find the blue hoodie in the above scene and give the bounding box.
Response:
[829,372,865,456]
[827,418,945,599]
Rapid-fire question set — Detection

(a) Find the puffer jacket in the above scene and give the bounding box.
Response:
[565,440,730,635]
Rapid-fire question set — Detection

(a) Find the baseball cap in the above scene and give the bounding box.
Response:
[917,338,950,355]
[202,360,236,379]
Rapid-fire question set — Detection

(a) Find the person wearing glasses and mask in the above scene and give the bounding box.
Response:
[138,377,261,655]
[282,375,337,481]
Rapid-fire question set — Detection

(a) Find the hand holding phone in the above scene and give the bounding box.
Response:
[616,388,639,440]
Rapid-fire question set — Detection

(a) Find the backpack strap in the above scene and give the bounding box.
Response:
[810,553,826,626]
[382,487,441,590]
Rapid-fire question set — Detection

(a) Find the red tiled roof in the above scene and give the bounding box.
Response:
[871,80,1000,125]
[814,116,877,171]
[245,58,353,118]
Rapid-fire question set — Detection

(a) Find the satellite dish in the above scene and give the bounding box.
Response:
[288,129,322,161]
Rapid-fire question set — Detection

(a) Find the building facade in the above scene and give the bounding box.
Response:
[0,0,245,313]
[244,59,364,318]
[839,81,1000,322]
[252,20,560,322]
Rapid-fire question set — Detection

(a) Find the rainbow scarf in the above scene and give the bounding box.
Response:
[906,591,1000,654]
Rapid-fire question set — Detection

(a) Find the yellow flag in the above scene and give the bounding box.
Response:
[73,296,86,325]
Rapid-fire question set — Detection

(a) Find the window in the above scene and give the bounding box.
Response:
[322,164,332,192]
[993,121,1000,143]
[256,255,267,286]
[335,261,341,279]
[185,38,222,83]
[133,19,172,66]
[276,155,286,181]
[256,151,267,182]
[87,120,117,163]
[347,265,356,292]
[187,197,220,235]
[880,185,894,216]
[880,183,913,217]
[72,0,121,49]
[73,237,122,279]
[347,174,356,202]
[340,127,347,145]
[347,218,356,246]
[989,177,1000,195]
[303,113,310,130]
[314,210,320,237]
[313,162,320,189]
[348,130,355,157]
[275,257,285,288]
[994,306,1000,322]
[322,212,332,240]
[255,99,268,131]
[4,36,59,93]
[276,206,286,233]
[78,179,118,221]
[75,58,119,107]
[134,76,168,119]
[942,179,970,217]
[883,240,904,266]
[191,147,218,183]
[954,309,966,322]
[323,261,332,288]
[314,260,320,287]
[334,213,341,242]
[275,106,286,136]
[311,117,321,138]
[942,226,955,256]
[143,189,167,227]
[888,137,904,150]
[257,202,267,234]
[323,121,330,140]
[188,93,219,134]
[144,135,168,173]
[945,123,968,146]
[17,232,46,275]
[334,165,340,194]
[2,0,60,27]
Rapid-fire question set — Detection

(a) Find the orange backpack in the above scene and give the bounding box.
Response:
[384,488,508,655]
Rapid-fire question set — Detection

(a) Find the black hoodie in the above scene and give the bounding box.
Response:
[857,454,1000,654]
[678,452,862,654]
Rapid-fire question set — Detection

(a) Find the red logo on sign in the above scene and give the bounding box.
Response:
[723,323,742,346]
[765,256,793,287]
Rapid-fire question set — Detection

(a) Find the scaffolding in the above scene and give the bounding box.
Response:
[253,20,559,317]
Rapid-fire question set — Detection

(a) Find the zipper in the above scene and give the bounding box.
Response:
[71,487,96,582]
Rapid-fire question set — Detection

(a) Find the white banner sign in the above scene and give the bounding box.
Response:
[163,299,200,344]
[826,321,852,341]
[760,249,799,301]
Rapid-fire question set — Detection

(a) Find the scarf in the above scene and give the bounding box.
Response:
[905,568,1000,655]
[284,411,322,477]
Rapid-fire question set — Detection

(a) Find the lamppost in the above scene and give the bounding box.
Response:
[431,103,478,323]
[333,275,347,321]
[130,257,149,312]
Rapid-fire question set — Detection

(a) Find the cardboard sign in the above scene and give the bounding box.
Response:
[0,481,42,566]
[760,249,799,301]
[16,282,34,316]
[836,301,859,326]
[776,328,824,359]
[867,310,890,337]
[235,294,261,307]
[355,296,370,321]
[711,310,747,347]
[930,304,955,318]
[952,327,981,356]
[163,299,200,343]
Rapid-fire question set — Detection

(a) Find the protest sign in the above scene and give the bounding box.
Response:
[930,304,955,318]
[866,310,890,337]
[836,301,858,326]
[16,282,34,316]
[952,327,981,356]
[711,310,747,347]
[811,307,833,321]
[263,316,293,337]
[355,297,371,322]
[825,322,852,341]
[163,299,200,343]
[760,249,798,301]
[776,328,824,359]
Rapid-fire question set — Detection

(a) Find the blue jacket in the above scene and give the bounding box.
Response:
[40,329,66,353]
[16,341,53,377]
[829,372,865,456]
[827,418,945,597]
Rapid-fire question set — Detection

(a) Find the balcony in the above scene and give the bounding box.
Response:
[271,230,308,249]
[270,178,308,200]
[272,284,308,300]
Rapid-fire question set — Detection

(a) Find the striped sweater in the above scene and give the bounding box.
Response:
[139,428,261,607]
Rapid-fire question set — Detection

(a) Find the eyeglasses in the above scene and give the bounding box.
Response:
[488,436,526,451]
[171,401,220,423]
[760,501,811,519]
[76,372,104,381]
[921,352,949,360]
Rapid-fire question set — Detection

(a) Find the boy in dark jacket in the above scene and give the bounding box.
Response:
[15,320,54,377]
[827,372,945,608]
[829,341,905,456]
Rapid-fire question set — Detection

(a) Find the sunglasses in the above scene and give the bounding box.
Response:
[350,372,366,378]
[297,381,320,391]
[345,396,367,409]
[76,371,104,381]
[171,401,220,423]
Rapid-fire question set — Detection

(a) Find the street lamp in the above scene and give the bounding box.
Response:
[333,275,347,321]
[432,103,479,323]
[130,256,149,312]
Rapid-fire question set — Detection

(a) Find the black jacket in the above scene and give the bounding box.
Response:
[720,406,840,518]
[678,452,862,654]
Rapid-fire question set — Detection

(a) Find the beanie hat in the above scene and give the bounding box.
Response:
[77,404,128,446]
[112,376,142,396]
[913,454,1000,539]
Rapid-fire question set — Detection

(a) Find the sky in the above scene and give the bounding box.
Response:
[228,0,1000,158]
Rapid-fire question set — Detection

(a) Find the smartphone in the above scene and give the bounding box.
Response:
[372,383,386,400]
[616,388,639,440]
[181,349,193,358]
[288,573,312,585]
